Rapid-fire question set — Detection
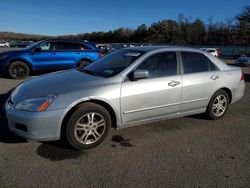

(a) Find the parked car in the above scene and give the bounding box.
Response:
[235,55,250,66]
[5,46,245,150]
[206,48,219,57]
[0,39,101,79]
[9,41,32,48]
[0,41,10,47]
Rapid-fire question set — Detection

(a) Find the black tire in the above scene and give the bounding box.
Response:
[206,89,229,120]
[65,102,111,150]
[8,61,30,79]
[77,60,91,69]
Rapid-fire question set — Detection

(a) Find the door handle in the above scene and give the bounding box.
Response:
[168,80,180,87]
[51,52,56,55]
[210,75,219,80]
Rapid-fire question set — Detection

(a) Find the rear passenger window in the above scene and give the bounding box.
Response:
[181,52,218,74]
[57,42,90,50]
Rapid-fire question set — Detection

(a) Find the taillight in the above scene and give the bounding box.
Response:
[98,52,103,58]
[241,73,245,80]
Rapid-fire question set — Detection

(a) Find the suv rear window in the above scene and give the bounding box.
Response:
[181,52,218,74]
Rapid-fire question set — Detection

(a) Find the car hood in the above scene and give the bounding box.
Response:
[11,69,116,104]
[0,50,28,55]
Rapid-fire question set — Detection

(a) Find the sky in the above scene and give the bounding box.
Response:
[0,0,249,36]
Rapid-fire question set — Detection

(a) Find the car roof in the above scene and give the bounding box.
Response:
[42,38,90,43]
[123,45,205,53]
[38,39,97,49]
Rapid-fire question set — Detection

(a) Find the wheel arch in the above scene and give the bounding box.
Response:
[220,87,232,104]
[60,99,118,139]
[7,58,32,71]
[209,87,232,104]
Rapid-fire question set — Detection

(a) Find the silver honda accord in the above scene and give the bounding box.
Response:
[5,46,245,150]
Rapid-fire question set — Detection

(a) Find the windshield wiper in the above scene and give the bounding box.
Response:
[81,69,96,76]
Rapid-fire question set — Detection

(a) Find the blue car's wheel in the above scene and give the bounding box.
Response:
[77,60,92,69]
[8,61,30,79]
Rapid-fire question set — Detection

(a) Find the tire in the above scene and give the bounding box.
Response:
[65,103,111,150]
[8,61,30,79]
[206,89,229,120]
[77,60,91,69]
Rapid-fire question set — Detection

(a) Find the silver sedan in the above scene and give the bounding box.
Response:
[5,46,245,150]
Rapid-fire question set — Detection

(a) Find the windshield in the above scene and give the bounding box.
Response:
[80,49,145,78]
[24,41,40,50]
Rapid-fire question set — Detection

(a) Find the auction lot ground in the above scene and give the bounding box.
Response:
[0,48,250,187]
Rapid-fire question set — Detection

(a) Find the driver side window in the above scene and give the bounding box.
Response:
[136,52,177,79]
[39,42,56,51]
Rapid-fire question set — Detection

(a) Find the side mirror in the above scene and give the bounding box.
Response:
[34,47,42,52]
[131,69,149,80]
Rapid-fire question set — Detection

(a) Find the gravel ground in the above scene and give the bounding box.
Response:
[0,48,249,187]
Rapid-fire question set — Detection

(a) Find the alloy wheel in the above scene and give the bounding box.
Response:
[212,94,227,117]
[73,112,106,145]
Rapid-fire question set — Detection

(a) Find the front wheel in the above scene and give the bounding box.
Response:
[8,61,30,79]
[65,103,111,150]
[206,90,229,120]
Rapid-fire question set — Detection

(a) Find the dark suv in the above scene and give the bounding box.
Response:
[0,39,101,79]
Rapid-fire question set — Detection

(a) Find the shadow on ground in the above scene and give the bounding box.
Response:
[0,91,27,143]
[187,113,210,120]
[37,141,87,161]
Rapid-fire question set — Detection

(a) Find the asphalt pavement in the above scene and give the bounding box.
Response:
[0,49,249,187]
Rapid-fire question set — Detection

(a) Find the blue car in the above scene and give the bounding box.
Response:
[0,39,101,79]
[235,55,250,67]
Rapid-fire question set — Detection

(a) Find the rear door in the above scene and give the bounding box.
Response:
[121,51,182,124]
[56,42,91,69]
[180,51,221,112]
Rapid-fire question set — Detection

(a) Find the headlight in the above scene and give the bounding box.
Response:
[0,55,8,60]
[15,94,57,112]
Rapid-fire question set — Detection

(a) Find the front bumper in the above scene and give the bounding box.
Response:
[5,102,65,141]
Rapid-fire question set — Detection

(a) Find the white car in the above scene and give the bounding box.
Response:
[206,48,219,57]
[0,41,10,47]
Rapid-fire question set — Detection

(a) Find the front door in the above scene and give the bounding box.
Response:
[29,41,58,70]
[121,51,182,124]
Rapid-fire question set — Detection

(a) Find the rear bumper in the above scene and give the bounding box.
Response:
[231,80,245,103]
[5,102,64,141]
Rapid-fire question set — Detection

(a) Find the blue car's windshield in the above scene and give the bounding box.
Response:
[24,41,40,50]
[81,49,145,78]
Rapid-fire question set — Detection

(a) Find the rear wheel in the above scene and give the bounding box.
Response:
[65,103,111,150]
[206,90,229,120]
[8,61,30,79]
